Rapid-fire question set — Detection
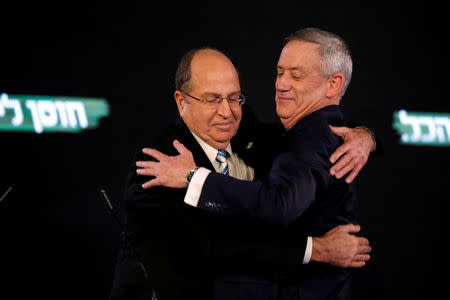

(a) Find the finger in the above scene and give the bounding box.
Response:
[330,151,352,175]
[357,245,372,255]
[142,148,167,161]
[350,261,366,268]
[339,223,361,234]
[142,178,161,189]
[344,162,363,183]
[329,144,349,164]
[354,254,370,262]
[136,160,158,168]
[329,125,348,137]
[334,157,358,179]
[136,168,157,176]
[357,237,370,246]
[173,140,191,156]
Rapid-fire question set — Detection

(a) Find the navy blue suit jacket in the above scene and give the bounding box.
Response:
[197,105,359,299]
[110,106,308,300]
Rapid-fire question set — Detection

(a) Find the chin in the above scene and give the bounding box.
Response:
[276,106,293,120]
[212,131,235,143]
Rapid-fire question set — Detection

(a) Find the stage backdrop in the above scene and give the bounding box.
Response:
[1,2,449,299]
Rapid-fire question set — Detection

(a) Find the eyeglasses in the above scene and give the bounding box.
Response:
[181,91,246,109]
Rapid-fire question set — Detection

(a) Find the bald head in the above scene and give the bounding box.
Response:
[189,49,239,93]
[175,48,239,93]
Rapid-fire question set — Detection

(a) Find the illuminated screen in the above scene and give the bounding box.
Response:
[0,93,109,134]
[393,110,450,146]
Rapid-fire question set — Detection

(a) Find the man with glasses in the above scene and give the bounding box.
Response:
[110,46,373,300]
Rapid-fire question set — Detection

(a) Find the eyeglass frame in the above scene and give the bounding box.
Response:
[180,91,246,108]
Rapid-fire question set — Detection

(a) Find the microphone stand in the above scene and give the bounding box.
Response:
[98,187,157,300]
[0,186,14,203]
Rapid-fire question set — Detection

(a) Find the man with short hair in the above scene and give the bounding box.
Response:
[138,27,371,299]
[111,43,373,300]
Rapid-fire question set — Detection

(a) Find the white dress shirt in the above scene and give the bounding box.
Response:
[185,131,312,264]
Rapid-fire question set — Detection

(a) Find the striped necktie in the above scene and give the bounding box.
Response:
[216,150,229,175]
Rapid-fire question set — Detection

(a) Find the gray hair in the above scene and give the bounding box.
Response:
[285,27,353,97]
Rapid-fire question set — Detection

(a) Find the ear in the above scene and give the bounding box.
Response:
[174,90,185,116]
[326,72,345,98]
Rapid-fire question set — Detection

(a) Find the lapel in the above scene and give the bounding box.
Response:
[167,121,216,172]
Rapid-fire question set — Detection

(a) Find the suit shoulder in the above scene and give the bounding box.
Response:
[299,115,340,146]
[290,115,341,164]
[133,122,188,161]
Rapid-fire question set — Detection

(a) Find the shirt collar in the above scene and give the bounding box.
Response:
[190,131,232,165]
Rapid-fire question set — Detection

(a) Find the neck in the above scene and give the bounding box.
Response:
[209,141,230,150]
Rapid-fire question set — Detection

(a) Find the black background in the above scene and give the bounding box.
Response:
[1,1,449,299]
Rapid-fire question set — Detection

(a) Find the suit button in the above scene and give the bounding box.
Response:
[205,201,212,207]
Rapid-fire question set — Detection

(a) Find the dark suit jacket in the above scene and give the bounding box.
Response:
[109,106,308,300]
[197,105,359,299]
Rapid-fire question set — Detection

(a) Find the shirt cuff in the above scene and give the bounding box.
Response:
[302,236,312,264]
[184,167,211,207]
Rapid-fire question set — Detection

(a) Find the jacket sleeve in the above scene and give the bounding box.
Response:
[124,150,309,271]
[197,145,332,227]
[209,218,308,271]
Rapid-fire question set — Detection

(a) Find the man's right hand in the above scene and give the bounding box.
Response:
[310,224,371,268]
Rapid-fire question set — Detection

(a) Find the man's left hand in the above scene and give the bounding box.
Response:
[329,126,375,183]
[311,224,371,268]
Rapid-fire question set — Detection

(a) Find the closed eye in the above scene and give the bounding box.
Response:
[290,73,302,80]
[204,96,220,103]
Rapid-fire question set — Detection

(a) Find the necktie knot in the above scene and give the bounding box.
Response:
[216,150,229,175]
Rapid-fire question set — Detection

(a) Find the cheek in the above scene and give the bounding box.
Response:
[303,79,327,99]
[185,108,206,132]
[199,110,217,131]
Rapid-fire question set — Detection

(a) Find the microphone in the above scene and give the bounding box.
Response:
[98,186,157,300]
[0,185,14,203]
[99,188,117,215]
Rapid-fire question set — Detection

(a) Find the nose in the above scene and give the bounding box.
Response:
[217,99,232,118]
[275,73,291,92]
